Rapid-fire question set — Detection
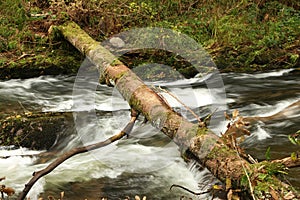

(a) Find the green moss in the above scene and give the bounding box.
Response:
[111,59,124,66]
[128,88,143,109]
[206,144,230,160]
[196,127,208,136]
[0,113,71,150]
[0,0,26,53]
[114,70,128,81]
[2,0,300,79]
[0,48,82,79]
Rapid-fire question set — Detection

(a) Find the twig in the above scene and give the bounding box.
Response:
[18,101,30,114]
[170,184,211,195]
[272,156,300,168]
[0,154,35,159]
[17,109,139,200]
[22,41,61,46]
[231,137,256,200]
[30,13,50,18]
[2,53,35,68]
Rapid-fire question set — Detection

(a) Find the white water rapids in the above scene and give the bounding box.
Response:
[0,68,299,199]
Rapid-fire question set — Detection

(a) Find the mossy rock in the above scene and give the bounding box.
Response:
[0,112,74,150]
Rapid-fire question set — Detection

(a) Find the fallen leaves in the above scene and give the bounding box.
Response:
[223,109,251,154]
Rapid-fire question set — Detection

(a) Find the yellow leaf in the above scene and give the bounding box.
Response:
[291,152,297,161]
[25,112,33,116]
[212,184,223,190]
[226,178,232,191]
[232,110,239,119]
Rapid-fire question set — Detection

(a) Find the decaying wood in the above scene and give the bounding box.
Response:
[17,109,139,200]
[49,22,299,199]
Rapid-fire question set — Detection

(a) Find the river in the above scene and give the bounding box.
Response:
[0,68,299,199]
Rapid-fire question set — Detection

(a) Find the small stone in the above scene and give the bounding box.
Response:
[109,37,125,48]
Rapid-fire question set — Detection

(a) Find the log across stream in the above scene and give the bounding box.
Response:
[0,68,299,199]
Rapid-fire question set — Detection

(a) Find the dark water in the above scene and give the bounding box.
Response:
[0,68,299,199]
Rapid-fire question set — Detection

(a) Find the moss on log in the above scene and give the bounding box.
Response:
[56,21,299,199]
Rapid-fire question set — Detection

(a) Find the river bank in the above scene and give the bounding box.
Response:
[1,0,299,80]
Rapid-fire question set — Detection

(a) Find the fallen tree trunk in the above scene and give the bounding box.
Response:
[56,22,299,199]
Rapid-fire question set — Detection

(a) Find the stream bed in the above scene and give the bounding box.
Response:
[0,68,299,199]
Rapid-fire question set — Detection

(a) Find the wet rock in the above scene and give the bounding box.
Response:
[0,112,74,150]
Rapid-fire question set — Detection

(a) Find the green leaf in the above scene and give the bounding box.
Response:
[291,152,297,161]
[258,173,268,181]
[240,175,248,187]
[288,131,300,145]
[288,135,297,145]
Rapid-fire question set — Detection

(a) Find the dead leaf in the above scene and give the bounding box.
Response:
[226,178,232,191]
[284,191,295,199]
[227,189,233,200]
[269,187,279,200]
[224,112,231,120]
[60,191,64,199]
[135,195,140,200]
[232,110,239,119]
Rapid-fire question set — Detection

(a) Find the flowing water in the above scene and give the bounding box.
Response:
[0,68,299,199]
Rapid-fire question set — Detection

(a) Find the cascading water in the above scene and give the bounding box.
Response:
[0,68,299,199]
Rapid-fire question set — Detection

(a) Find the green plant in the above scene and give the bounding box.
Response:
[288,130,300,145]
[0,0,27,52]
[265,147,271,161]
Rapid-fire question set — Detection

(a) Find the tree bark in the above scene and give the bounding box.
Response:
[56,21,299,199]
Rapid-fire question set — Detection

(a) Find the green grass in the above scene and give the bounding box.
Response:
[86,0,299,71]
[0,0,26,53]
[0,0,299,77]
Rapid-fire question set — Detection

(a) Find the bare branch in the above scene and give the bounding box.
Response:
[170,184,212,195]
[272,155,300,168]
[17,109,139,200]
